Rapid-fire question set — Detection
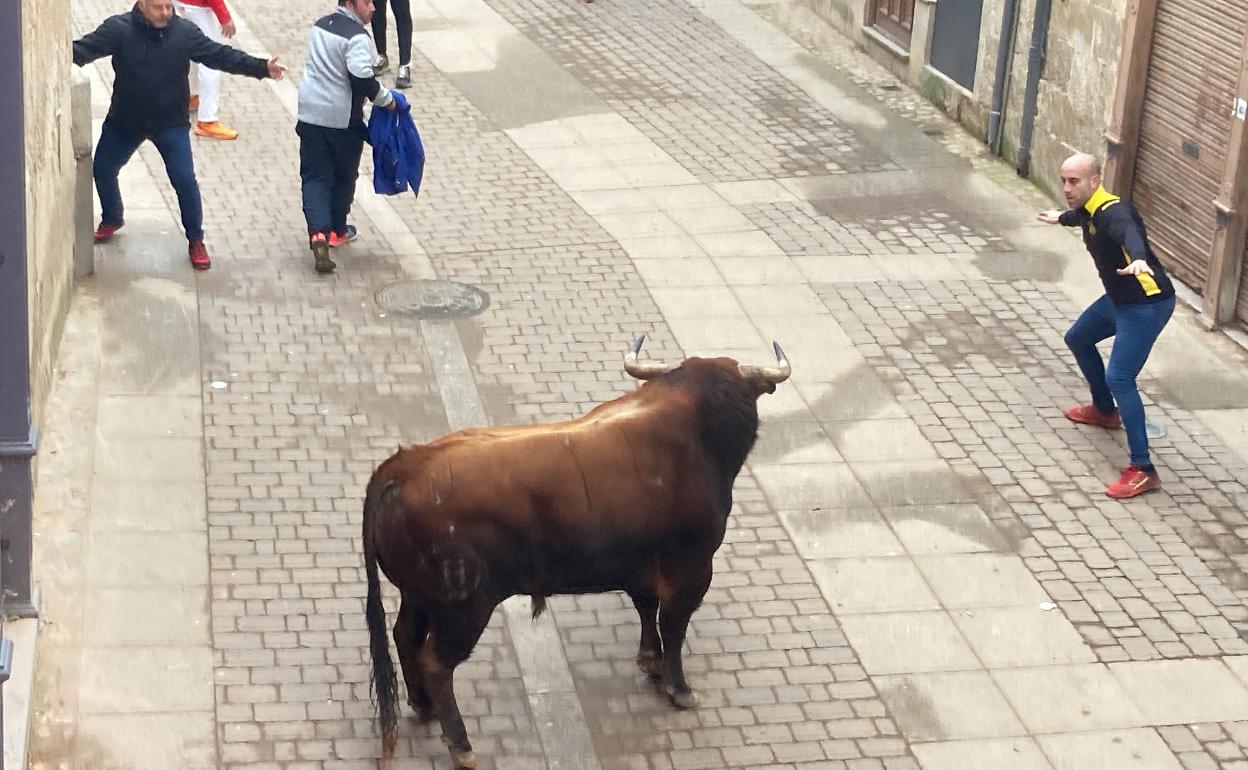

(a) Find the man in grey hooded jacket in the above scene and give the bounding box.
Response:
[297,0,396,273]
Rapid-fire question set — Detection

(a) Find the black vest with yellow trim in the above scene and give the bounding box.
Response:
[1066,187,1175,305]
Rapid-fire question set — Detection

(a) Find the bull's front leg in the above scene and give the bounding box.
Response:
[657,561,713,709]
[627,588,662,678]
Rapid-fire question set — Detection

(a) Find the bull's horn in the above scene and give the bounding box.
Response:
[623,335,674,380]
[738,341,792,383]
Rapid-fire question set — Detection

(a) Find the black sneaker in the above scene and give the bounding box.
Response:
[396,64,411,89]
[372,54,389,75]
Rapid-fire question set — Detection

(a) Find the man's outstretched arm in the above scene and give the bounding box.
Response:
[73,17,122,66]
[186,25,282,79]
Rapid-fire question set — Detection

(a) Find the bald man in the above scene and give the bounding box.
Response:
[1038,153,1176,499]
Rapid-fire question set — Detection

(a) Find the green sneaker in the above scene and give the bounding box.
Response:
[372,53,389,75]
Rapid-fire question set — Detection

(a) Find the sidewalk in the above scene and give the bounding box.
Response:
[27,0,1248,767]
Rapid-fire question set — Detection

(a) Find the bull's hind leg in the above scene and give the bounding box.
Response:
[394,597,433,721]
[658,560,713,710]
[626,588,662,679]
[421,600,494,770]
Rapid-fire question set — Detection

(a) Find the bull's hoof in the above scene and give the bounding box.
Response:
[668,689,700,709]
[636,653,662,679]
[450,749,477,770]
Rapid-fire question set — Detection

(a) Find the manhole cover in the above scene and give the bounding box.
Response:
[376,279,490,319]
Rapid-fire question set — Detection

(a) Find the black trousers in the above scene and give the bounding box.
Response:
[296,121,365,237]
[372,0,413,65]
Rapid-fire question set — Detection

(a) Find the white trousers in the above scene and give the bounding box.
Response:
[178,3,223,122]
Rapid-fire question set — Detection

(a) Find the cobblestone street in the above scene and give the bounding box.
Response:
[27,0,1248,767]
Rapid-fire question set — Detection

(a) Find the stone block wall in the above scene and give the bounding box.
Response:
[797,0,1129,202]
[24,0,77,430]
[983,0,1128,197]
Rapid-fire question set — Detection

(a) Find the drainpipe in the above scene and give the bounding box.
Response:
[0,0,32,764]
[987,0,1022,155]
[1016,0,1054,177]
[0,0,36,617]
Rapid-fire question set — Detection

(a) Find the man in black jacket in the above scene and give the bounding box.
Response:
[1039,153,1176,499]
[74,0,286,270]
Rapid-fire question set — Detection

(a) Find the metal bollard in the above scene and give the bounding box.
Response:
[70,67,93,279]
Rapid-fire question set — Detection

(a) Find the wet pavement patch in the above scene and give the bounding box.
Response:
[972,249,1064,282]
[1155,369,1248,410]
[376,279,490,319]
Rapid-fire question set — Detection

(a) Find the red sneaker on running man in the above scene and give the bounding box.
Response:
[1105,466,1160,499]
[1064,404,1122,429]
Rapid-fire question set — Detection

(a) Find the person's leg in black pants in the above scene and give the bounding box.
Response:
[371,0,391,71]
[297,121,337,272]
[391,0,414,87]
[392,0,413,65]
[329,125,366,241]
[297,121,334,237]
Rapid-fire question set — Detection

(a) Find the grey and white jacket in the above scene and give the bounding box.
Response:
[297,6,394,129]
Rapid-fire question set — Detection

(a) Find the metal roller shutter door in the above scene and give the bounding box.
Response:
[1239,229,1248,324]
[1131,0,1247,289]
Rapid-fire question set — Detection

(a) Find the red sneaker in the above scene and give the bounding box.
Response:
[1065,404,1122,429]
[328,225,358,248]
[188,239,211,270]
[1105,466,1161,499]
[93,220,124,243]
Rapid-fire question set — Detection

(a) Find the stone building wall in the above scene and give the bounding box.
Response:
[797,0,1129,201]
[24,0,77,430]
[986,0,1129,197]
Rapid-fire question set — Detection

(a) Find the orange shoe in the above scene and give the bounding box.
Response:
[1105,466,1161,499]
[1065,404,1122,429]
[194,121,238,140]
[328,225,358,248]
[189,94,200,110]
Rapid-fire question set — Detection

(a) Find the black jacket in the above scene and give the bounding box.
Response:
[73,5,270,135]
[1059,186,1175,304]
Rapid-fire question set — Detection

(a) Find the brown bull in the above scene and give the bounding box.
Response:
[363,336,790,768]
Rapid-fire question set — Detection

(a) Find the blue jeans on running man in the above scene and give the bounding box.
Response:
[1064,293,1175,468]
[93,120,204,240]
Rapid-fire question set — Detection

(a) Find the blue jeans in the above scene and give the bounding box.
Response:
[1064,293,1175,467]
[93,120,203,240]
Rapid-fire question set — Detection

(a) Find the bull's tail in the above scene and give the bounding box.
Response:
[364,480,400,757]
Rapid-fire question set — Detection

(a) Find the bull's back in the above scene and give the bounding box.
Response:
[371,417,724,598]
